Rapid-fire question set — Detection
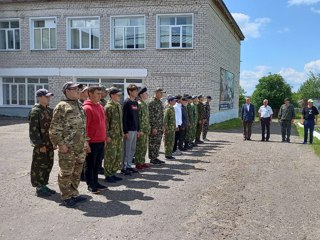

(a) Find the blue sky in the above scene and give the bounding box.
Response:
[223,0,320,95]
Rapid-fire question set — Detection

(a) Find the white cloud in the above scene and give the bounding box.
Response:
[231,13,271,39]
[277,27,290,34]
[240,66,270,95]
[288,0,320,6]
[304,59,320,72]
[278,68,306,91]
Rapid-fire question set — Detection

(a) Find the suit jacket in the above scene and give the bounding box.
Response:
[241,103,255,122]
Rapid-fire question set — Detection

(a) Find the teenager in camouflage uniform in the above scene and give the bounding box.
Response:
[28,89,56,197]
[202,96,212,141]
[104,87,124,183]
[195,95,205,144]
[191,96,199,146]
[185,95,194,149]
[148,88,166,165]
[164,96,177,159]
[135,87,151,170]
[49,82,88,208]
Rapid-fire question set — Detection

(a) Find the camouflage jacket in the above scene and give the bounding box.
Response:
[197,102,205,121]
[203,101,211,119]
[148,97,164,130]
[28,104,53,148]
[192,103,199,122]
[164,106,176,132]
[186,103,194,125]
[138,100,151,134]
[278,104,295,121]
[100,98,107,107]
[49,99,86,147]
[105,100,123,138]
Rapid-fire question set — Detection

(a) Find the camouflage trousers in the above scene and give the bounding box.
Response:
[135,133,148,164]
[58,145,86,200]
[104,136,123,177]
[148,131,163,160]
[195,121,203,141]
[202,118,210,140]
[164,130,175,156]
[31,147,54,187]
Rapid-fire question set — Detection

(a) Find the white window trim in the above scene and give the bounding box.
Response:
[66,16,101,51]
[156,13,194,50]
[110,14,146,51]
[0,18,21,51]
[29,17,57,51]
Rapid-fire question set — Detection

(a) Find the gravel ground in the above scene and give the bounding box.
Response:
[0,119,320,240]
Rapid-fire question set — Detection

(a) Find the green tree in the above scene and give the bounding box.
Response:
[239,85,246,109]
[298,72,320,100]
[251,74,292,111]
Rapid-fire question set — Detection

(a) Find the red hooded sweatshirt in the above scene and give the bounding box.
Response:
[83,100,106,143]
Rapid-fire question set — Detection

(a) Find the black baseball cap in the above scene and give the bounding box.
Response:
[138,87,147,96]
[36,89,53,97]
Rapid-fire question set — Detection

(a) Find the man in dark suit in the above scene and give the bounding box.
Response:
[241,97,255,140]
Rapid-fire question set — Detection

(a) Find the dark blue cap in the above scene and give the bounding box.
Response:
[36,89,53,97]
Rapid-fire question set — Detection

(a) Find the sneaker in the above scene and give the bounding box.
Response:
[150,159,162,165]
[303,142,307,144]
[127,168,139,173]
[105,176,117,183]
[165,156,175,159]
[36,186,51,197]
[195,140,204,144]
[44,186,56,194]
[261,139,265,142]
[87,187,100,194]
[172,150,182,156]
[98,167,105,175]
[96,183,108,190]
[63,198,77,208]
[203,138,210,141]
[156,159,165,164]
[72,195,87,203]
[121,169,132,176]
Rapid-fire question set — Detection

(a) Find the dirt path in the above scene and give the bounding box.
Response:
[0,120,319,240]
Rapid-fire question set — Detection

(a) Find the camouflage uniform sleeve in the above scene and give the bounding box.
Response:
[148,100,156,129]
[49,103,66,146]
[106,104,113,136]
[28,107,45,147]
[163,107,169,131]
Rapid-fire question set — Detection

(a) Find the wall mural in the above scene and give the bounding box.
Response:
[219,68,235,110]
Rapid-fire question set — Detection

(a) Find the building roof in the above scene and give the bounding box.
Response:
[1,0,245,41]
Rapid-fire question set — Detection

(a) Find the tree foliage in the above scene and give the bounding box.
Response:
[298,72,320,100]
[251,74,292,110]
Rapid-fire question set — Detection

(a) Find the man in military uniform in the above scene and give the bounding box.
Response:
[100,86,109,107]
[164,96,177,159]
[28,88,56,197]
[195,95,205,144]
[104,87,124,182]
[202,96,212,141]
[185,95,194,149]
[148,88,166,165]
[135,87,151,170]
[191,96,199,146]
[278,98,295,143]
[49,82,88,208]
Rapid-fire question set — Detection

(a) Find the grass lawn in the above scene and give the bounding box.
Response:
[295,123,320,157]
[209,118,242,131]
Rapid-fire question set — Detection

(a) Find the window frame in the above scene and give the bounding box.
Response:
[156,13,194,50]
[29,17,57,51]
[1,77,49,107]
[66,16,101,51]
[0,18,21,51]
[110,15,146,50]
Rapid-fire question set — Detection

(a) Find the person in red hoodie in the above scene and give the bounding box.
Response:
[83,86,108,194]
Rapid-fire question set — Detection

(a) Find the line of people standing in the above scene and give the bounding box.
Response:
[28,82,212,208]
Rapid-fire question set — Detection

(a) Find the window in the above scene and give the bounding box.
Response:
[111,16,145,49]
[2,77,48,106]
[0,20,20,50]
[157,14,193,49]
[67,17,100,50]
[30,18,56,50]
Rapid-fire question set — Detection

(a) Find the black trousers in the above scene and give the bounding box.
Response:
[173,126,186,151]
[243,121,253,140]
[173,128,180,152]
[84,142,104,189]
[261,117,271,140]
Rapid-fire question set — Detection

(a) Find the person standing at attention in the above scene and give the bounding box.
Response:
[241,97,255,141]
[278,98,295,143]
[258,99,273,142]
[301,99,319,144]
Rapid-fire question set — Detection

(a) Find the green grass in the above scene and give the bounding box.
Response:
[295,123,320,157]
[209,118,242,131]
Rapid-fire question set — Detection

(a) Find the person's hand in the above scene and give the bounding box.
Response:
[106,137,112,143]
[291,119,295,124]
[137,132,143,138]
[58,144,68,154]
[86,142,91,153]
[151,128,157,136]
[39,146,47,153]
[124,133,129,140]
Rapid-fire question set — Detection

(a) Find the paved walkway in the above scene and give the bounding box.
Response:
[0,119,319,240]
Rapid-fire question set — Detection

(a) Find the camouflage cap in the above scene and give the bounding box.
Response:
[155,88,166,93]
[62,82,83,93]
[109,87,122,95]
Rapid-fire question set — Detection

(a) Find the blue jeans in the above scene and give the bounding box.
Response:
[304,120,315,143]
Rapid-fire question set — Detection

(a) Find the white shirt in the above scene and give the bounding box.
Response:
[258,105,273,118]
[246,104,250,111]
[174,103,182,128]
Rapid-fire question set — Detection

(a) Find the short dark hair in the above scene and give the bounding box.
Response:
[87,86,102,95]
[127,84,138,95]
[284,98,290,102]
